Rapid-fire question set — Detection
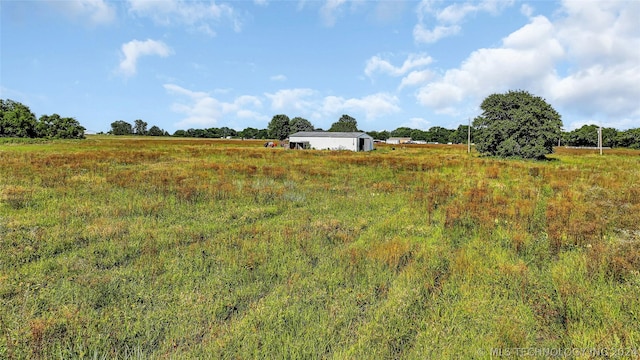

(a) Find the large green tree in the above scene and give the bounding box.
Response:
[565,124,619,148]
[268,114,290,140]
[134,119,148,135]
[428,126,454,144]
[473,90,562,159]
[329,114,358,132]
[110,120,133,135]
[0,99,38,138]
[289,117,314,134]
[616,128,640,149]
[147,125,165,136]
[37,114,85,139]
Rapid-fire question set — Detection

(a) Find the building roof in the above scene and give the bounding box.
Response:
[289,131,372,139]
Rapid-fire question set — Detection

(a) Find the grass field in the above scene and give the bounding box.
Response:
[1,136,639,359]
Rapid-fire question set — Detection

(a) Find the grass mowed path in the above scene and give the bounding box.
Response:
[1,137,639,358]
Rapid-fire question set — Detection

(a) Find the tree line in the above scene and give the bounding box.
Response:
[0,99,85,139]
[109,119,170,136]
[109,115,640,150]
[3,98,639,151]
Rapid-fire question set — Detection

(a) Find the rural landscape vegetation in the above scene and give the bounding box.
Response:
[1,93,640,358]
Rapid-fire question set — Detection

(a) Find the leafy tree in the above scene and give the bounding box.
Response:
[566,124,597,147]
[239,127,269,139]
[390,127,412,137]
[564,125,618,147]
[329,114,358,132]
[0,99,38,137]
[473,90,562,159]
[37,114,85,139]
[450,125,473,144]
[147,125,165,136]
[110,120,133,135]
[616,128,640,149]
[134,119,148,135]
[366,130,389,140]
[256,129,269,139]
[410,129,428,142]
[289,117,314,133]
[219,127,237,138]
[268,114,290,140]
[240,127,259,139]
[601,127,618,147]
[428,126,453,143]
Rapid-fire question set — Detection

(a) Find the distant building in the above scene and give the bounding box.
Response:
[386,137,412,144]
[288,132,374,152]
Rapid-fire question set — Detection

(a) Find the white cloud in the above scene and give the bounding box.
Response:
[413,24,461,44]
[416,15,563,111]
[265,88,317,112]
[365,53,433,78]
[164,84,265,127]
[413,0,514,44]
[321,93,401,121]
[412,1,640,129]
[118,39,173,77]
[46,0,116,25]
[520,4,534,17]
[399,69,434,89]
[544,1,640,125]
[555,1,640,68]
[127,0,241,35]
[402,117,431,131]
[435,0,513,23]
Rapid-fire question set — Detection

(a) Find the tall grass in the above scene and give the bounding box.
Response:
[1,137,638,358]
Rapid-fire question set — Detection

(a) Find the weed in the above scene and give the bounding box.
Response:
[1,137,638,358]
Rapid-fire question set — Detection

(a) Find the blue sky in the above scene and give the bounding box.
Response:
[1,0,638,134]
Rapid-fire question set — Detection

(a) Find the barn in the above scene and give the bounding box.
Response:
[288,131,374,152]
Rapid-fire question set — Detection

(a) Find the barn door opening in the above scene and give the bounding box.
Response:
[358,138,364,151]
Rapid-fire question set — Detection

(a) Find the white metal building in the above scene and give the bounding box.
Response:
[288,132,374,152]
[386,137,412,144]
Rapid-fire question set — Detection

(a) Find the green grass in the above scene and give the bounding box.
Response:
[1,137,639,359]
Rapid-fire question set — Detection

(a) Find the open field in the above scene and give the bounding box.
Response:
[1,137,639,359]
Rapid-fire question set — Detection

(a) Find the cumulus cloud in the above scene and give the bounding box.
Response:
[412,0,640,127]
[118,39,173,77]
[164,84,264,127]
[127,0,241,35]
[321,93,401,121]
[416,15,564,111]
[265,88,317,112]
[399,70,434,89]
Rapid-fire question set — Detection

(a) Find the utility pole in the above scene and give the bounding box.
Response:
[467,117,471,154]
[598,126,603,155]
